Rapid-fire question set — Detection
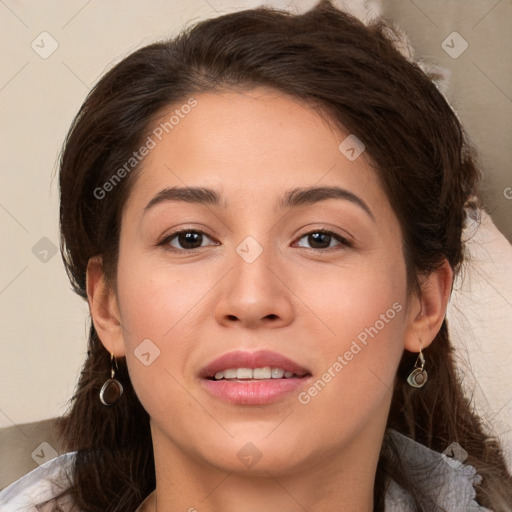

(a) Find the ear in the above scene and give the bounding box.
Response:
[86,256,126,357]
[404,259,453,352]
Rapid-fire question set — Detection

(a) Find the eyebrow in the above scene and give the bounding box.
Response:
[143,185,375,221]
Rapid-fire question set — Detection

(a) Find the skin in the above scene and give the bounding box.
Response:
[87,87,452,511]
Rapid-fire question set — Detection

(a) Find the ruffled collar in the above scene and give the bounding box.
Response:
[384,428,492,511]
[0,429,491,511]
[136,429,490,511]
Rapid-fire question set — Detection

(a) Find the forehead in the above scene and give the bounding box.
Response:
[124,87,387,218]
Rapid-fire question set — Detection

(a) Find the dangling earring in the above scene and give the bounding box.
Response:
[99,352,124,405]
[407,344,428,388]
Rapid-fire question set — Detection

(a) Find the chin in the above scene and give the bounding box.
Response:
[192,434,318,477]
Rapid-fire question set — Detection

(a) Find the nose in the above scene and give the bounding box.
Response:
[214,238,294,329]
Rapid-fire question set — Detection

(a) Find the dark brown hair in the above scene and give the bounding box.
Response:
[55,1,512,510]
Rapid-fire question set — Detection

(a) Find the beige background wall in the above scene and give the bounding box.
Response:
[1,0,511,483]
[384,0,512,243]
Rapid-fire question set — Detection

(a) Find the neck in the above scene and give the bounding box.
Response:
[146,420,386,512]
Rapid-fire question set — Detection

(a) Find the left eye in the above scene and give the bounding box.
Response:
[295,230,350,250]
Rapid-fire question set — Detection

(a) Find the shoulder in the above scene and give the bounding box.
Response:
[0,452,76,511]
[384,429,494,512]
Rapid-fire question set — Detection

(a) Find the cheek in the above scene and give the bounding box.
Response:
[115,252,206,346]
[114,253,215,418]
[295,238,407,399]
[293,277,407,451]
[305,239,407,348]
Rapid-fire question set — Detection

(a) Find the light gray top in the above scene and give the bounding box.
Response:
[0,429,493,511]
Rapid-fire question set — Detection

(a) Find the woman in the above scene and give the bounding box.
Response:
[1,1,511,510]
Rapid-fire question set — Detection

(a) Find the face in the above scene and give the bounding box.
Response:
[104,87,416,476]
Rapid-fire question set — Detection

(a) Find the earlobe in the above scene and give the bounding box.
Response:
[86,256,126,357]
[404,259,453,352]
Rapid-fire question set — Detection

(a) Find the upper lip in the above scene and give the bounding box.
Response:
[199,350,311,379]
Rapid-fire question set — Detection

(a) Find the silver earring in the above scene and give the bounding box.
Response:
[99,353,124,405]
[407,346,428,388]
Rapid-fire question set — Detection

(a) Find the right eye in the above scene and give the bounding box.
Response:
[159,229,219,252]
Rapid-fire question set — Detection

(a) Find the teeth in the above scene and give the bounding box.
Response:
[253,366,271,379]
[213,367,299,380]
[271,368,284,378]
[236,368,253,379]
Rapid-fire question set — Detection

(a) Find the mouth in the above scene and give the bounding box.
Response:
[208,366,307,380]
[199,350,312,405]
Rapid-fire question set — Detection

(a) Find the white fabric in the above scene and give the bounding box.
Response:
[384,430,492,511]
[447,210,512,470]
[0,452,74,511]
[0,429,492,511]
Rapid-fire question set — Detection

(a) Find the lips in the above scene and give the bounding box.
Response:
[199,350,313,405]
[199,350,311,379]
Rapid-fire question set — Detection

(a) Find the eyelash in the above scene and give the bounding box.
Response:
[158,228,352,253]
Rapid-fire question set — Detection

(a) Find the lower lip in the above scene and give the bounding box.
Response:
[201,377,310,405]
